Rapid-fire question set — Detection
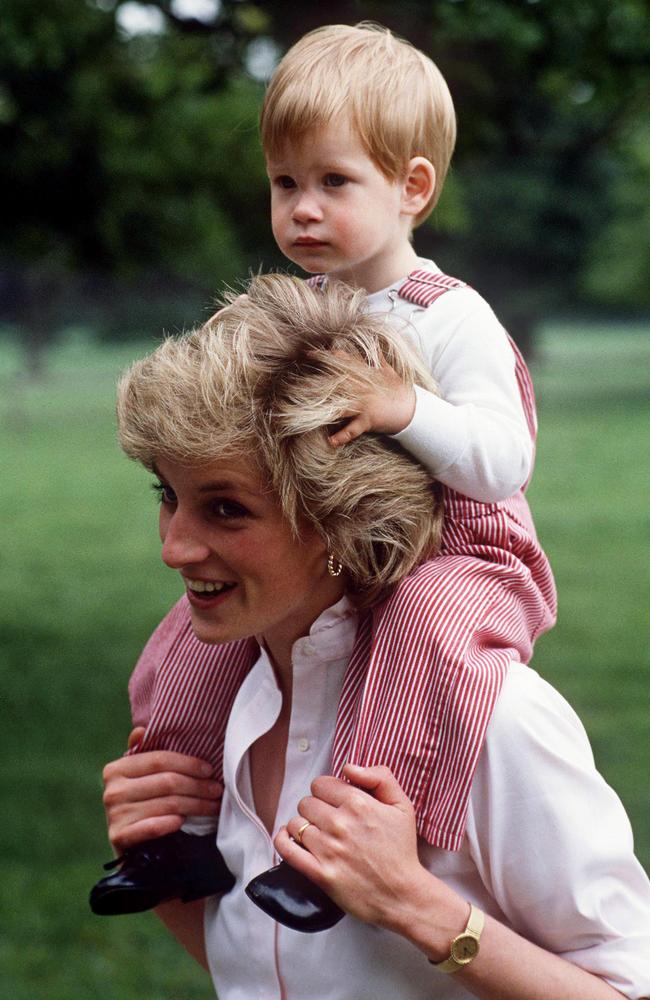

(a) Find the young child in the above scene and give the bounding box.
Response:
[90,23,556,925]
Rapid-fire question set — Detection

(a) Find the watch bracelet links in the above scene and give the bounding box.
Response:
[429,902,485,974]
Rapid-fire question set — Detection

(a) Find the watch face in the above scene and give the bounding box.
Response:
[451,935,479,963]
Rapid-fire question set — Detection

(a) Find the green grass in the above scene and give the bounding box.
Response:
[2,333,212,999]
[1,322,649,997]
[526,321,650,852]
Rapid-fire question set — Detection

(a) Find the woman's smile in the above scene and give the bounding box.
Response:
[155,456,345,667]
[183,577,237,608]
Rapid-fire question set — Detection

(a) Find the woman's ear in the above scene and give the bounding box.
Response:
[401,157,436,219]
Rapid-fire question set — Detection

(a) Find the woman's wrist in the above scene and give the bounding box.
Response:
[379,864,470,962]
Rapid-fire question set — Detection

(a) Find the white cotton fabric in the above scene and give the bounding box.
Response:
[204,598,650,1000]
[365,261,534,502]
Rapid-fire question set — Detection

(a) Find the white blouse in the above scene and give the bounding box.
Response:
[204,598,650,999]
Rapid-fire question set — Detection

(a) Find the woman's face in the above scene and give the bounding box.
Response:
[155,456,345,663]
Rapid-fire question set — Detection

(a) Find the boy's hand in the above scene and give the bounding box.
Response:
[329,354,416,447]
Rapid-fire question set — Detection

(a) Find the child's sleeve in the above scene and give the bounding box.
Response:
[392,290,534,502]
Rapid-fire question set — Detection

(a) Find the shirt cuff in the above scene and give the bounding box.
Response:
[392,384,470,477]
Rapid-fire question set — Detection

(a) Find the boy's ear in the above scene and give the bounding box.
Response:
[401,157,436,218]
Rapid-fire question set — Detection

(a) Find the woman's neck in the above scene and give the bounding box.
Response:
[262,638,294,699]
[259,581,346,694]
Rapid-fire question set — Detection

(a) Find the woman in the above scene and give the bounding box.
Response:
[104,275,650,999]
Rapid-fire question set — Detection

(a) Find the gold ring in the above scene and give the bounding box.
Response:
[295,820,312,847]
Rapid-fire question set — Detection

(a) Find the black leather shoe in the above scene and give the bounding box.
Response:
[245,861,344,933]
[89,830,235,915]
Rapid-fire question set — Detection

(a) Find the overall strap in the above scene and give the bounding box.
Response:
[398,268,537,443]
[307,266,536,443]
[397,268,467,307]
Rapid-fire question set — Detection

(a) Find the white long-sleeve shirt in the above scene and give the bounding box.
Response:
[366,261,534,502]
[204,598,650,1000]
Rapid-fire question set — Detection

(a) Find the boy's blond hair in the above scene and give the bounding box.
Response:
[261,22,456,223]
[117,274,443,608]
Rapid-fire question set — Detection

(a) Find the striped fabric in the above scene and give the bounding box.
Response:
[126,268,556,851]
[128,601,255,779]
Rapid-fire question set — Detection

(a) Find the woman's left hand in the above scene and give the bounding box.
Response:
[274,763,435,930]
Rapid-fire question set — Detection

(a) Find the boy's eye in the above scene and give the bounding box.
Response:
[276,175,296,189]
[324,173,347,187]
[152,481,176,505]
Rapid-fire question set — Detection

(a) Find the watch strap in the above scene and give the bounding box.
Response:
[430,903,484,974]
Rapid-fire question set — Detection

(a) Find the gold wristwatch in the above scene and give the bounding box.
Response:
[430,903,484,974]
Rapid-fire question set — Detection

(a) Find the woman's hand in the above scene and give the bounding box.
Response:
[274,763,457,934]
[102,727,222,853]
[276,768,630,1000]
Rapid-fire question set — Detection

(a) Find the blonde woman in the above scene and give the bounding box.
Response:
[96,275,650,1000]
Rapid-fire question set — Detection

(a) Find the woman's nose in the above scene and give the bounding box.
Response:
[160,509,210,569]
[291,191,322,223]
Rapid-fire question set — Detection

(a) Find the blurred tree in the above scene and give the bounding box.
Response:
[417,0,650,351]
[581,121,650,309]
[0,0,272,366]
[1,0,648,363]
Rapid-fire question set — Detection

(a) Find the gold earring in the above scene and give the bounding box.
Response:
[327,554,343,577]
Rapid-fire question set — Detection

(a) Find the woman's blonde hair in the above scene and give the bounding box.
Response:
[117,274,443,608]
[261,22,456,222]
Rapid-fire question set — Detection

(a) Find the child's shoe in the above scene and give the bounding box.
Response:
[89,829,235,915]
[246,861,344,932]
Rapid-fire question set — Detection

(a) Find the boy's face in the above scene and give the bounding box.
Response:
[266,117,414,293]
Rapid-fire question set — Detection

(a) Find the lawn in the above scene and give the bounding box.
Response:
[1,321,648,998]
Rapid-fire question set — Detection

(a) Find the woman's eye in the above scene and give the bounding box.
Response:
[276,175,296,189]
[152,482,177,505]
[211,499,249,520]
[324,173,346,187]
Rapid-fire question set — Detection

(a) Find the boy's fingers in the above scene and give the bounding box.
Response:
[329,416,370,447]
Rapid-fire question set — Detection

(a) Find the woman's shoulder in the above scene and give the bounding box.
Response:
[470,661,638,865]
[466,663,650,994]
[484,662,595,767]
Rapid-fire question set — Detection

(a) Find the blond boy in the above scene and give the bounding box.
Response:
[91,24,555,929]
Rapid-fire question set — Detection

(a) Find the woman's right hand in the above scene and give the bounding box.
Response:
[102,727,222,853]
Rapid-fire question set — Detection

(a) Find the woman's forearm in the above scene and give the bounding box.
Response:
[396,870,625,1000]
[154,899,209,971]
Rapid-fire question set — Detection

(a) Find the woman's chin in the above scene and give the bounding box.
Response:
[188,610,241,646]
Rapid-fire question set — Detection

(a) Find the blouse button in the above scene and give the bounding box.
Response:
[298,738,310,752]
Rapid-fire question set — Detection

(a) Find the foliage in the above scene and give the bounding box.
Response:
[0,0,278,355]
[1,0,649,359]
[581,121,650,307]
[420,0,650,342]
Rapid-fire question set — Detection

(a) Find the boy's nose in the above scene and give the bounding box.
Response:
[160,510,211,570]
[291,192,323,224]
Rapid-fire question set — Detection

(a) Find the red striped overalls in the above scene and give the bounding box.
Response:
[127,269,556,851]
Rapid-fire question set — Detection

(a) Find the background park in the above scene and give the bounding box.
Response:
[1,1,649,997]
